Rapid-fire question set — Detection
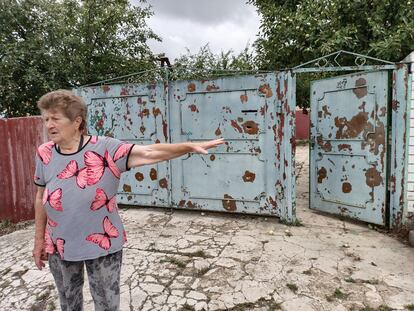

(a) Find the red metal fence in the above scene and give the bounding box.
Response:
[0,117,47,223]
[296,109,310,140]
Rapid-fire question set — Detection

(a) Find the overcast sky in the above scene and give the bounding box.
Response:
[143,0,261,61]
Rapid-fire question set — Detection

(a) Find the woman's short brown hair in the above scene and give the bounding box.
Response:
[37,90,88,133]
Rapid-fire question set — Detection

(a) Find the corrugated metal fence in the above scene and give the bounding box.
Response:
[0,117,47,223]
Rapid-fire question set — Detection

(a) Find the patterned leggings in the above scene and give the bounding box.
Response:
[48,250,123,311]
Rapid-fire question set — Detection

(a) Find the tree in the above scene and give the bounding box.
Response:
[171,44,258,81]
[248,0,414,108]
[0,0,160,117]
[249,0,414,69]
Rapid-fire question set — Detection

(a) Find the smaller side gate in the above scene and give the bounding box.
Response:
[76,71,297,222]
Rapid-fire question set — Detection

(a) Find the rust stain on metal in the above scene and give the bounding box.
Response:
[338,144,352,151]
[379,106,386,117]
[242,170,256,183]
[178,200,186,207]
[120,88,129,96]
[240,94,248,103]
[316,135,332,152]
[150,168,157,181]
[318,111,323,118]
[260,104,268,116]
[342,182,352,193]
[206,84,220,91]
[231,120,243,133]
[362,120,385,167]
[127,195,132,201]
[159,178,168,189]
[317,167,327,183]
[135,172,144,182]
[391,100,400,111]
[335,112,368,139]
[189,104,199,113]
[187,83,196,92]
[365,167,382,187]
[353,78,367,98]
[322,105,332,117]
[215,127,222,136]
[242,121,259,135]
[152,107,161,117]
[237,117,244,123]
[102,85,110,93]
[268,196,277,209]
[123,184,132,192]
[139,109,150,118]
[162,119,168,141]
[210,155,216,161]
[187,201,195,209]
[140,126,145,134]
[222,194,237,211]
[259,84,273,98]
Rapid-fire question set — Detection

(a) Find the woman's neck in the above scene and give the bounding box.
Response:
[58,134,84,153]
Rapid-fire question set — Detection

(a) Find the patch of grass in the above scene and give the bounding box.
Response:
[405,304,414,311]
[160,257,186,268]
[36,291,50,301]
[359,306,393,311]
[280,218,303,227]
[333,288,348,300]
[0,219,12,230]
[47,301,56,311]
[302,269,312,275]
[187,250,208,258]
[345,277,356,283]
[361,279,379,285]
[178,303,195,311]
[195,267,210,277]
[327,288,349,301]
[286,283,298,292]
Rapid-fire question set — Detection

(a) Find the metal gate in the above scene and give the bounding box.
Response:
[295,51,410,227]
[76,72,296,221]
[310,71,389,225]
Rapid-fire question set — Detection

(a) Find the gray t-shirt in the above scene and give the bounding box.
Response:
[34,136,134,261]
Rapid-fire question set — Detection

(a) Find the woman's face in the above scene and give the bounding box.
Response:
[42,109,81,144]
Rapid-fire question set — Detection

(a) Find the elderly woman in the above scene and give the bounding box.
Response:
[33,90,224,311]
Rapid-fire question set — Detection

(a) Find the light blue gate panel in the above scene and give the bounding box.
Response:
[76,83,170,207]
[169,72,296,220]
[390,65,410,227]
[310,71,388,225]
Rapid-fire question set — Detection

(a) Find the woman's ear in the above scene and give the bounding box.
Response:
[75,116,82,130]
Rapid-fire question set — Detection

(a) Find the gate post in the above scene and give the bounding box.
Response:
[389,60,411,228]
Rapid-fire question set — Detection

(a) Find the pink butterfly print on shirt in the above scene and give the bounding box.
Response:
[47,216,58,227]
[90,136,98,144]
[57,160,88,189]
[44,228,65,259]
[42,188,63,211]
[113,143,133,161]
[90,188,116,213]
[86,216,119,250]
[84,150,120,185]
[37,141,54,165]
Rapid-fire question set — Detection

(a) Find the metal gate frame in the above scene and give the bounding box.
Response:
[293,50,411,228]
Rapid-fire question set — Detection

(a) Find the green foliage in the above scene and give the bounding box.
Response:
[249,0,414,109]
[249,0,414,69]
[0,0,159,117]
[171,44,258,81]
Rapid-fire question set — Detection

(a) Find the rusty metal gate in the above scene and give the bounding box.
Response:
[76,72,296,221]
[294,51,410,227]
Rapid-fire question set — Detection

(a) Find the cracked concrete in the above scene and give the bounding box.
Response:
[1,145,414,311]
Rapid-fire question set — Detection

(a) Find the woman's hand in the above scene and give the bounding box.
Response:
[32,241,47,270]
[191,138,225,155]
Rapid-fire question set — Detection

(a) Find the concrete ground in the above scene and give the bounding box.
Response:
[1,145,414,311]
